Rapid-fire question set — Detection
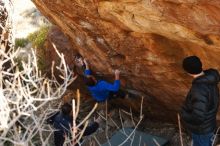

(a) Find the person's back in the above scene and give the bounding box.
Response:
[181,69,219,134]
[52,102,100,146]
[53,112,72,135]
[180,56,220,146]
[53,103,72,146]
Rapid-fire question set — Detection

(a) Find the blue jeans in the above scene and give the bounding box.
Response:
[192,132,214,146]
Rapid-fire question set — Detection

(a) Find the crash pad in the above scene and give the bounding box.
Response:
[101,128,169,146]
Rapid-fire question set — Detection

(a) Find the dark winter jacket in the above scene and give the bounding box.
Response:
[51,111,99,146]
[53,112,72,137]
[180,69,220,134]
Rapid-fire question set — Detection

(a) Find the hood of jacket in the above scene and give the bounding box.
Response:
[193,69,220,85]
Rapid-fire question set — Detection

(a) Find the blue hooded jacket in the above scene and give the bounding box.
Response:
[85,69,120,102]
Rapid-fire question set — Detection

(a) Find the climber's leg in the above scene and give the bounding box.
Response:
[108,90,126,100]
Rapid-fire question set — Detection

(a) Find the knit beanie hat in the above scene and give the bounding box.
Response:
[182,56,202,74]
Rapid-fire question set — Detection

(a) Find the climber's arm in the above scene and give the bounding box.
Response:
[84,59,91,76]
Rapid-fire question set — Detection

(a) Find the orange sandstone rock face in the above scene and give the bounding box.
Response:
[33,0,220,121]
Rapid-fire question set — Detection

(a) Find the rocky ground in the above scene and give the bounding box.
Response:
[61,90,192,146]
[81,106,192,146]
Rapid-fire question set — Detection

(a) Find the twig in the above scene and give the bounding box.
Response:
[212,126,220,146]
[178,114,184,146]
[72,99,76,145]
[77,103,98,128]
[118,117,143,146]
[93,135,101,146]
[105,100,111,146]
[153,138,160,146]
[76,89,80,118]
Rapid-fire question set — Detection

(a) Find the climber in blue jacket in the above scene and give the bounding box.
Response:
[83,59,125,102]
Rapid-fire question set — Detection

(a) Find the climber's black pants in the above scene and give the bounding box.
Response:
[108,90,126,100]
[54,131,65,146]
